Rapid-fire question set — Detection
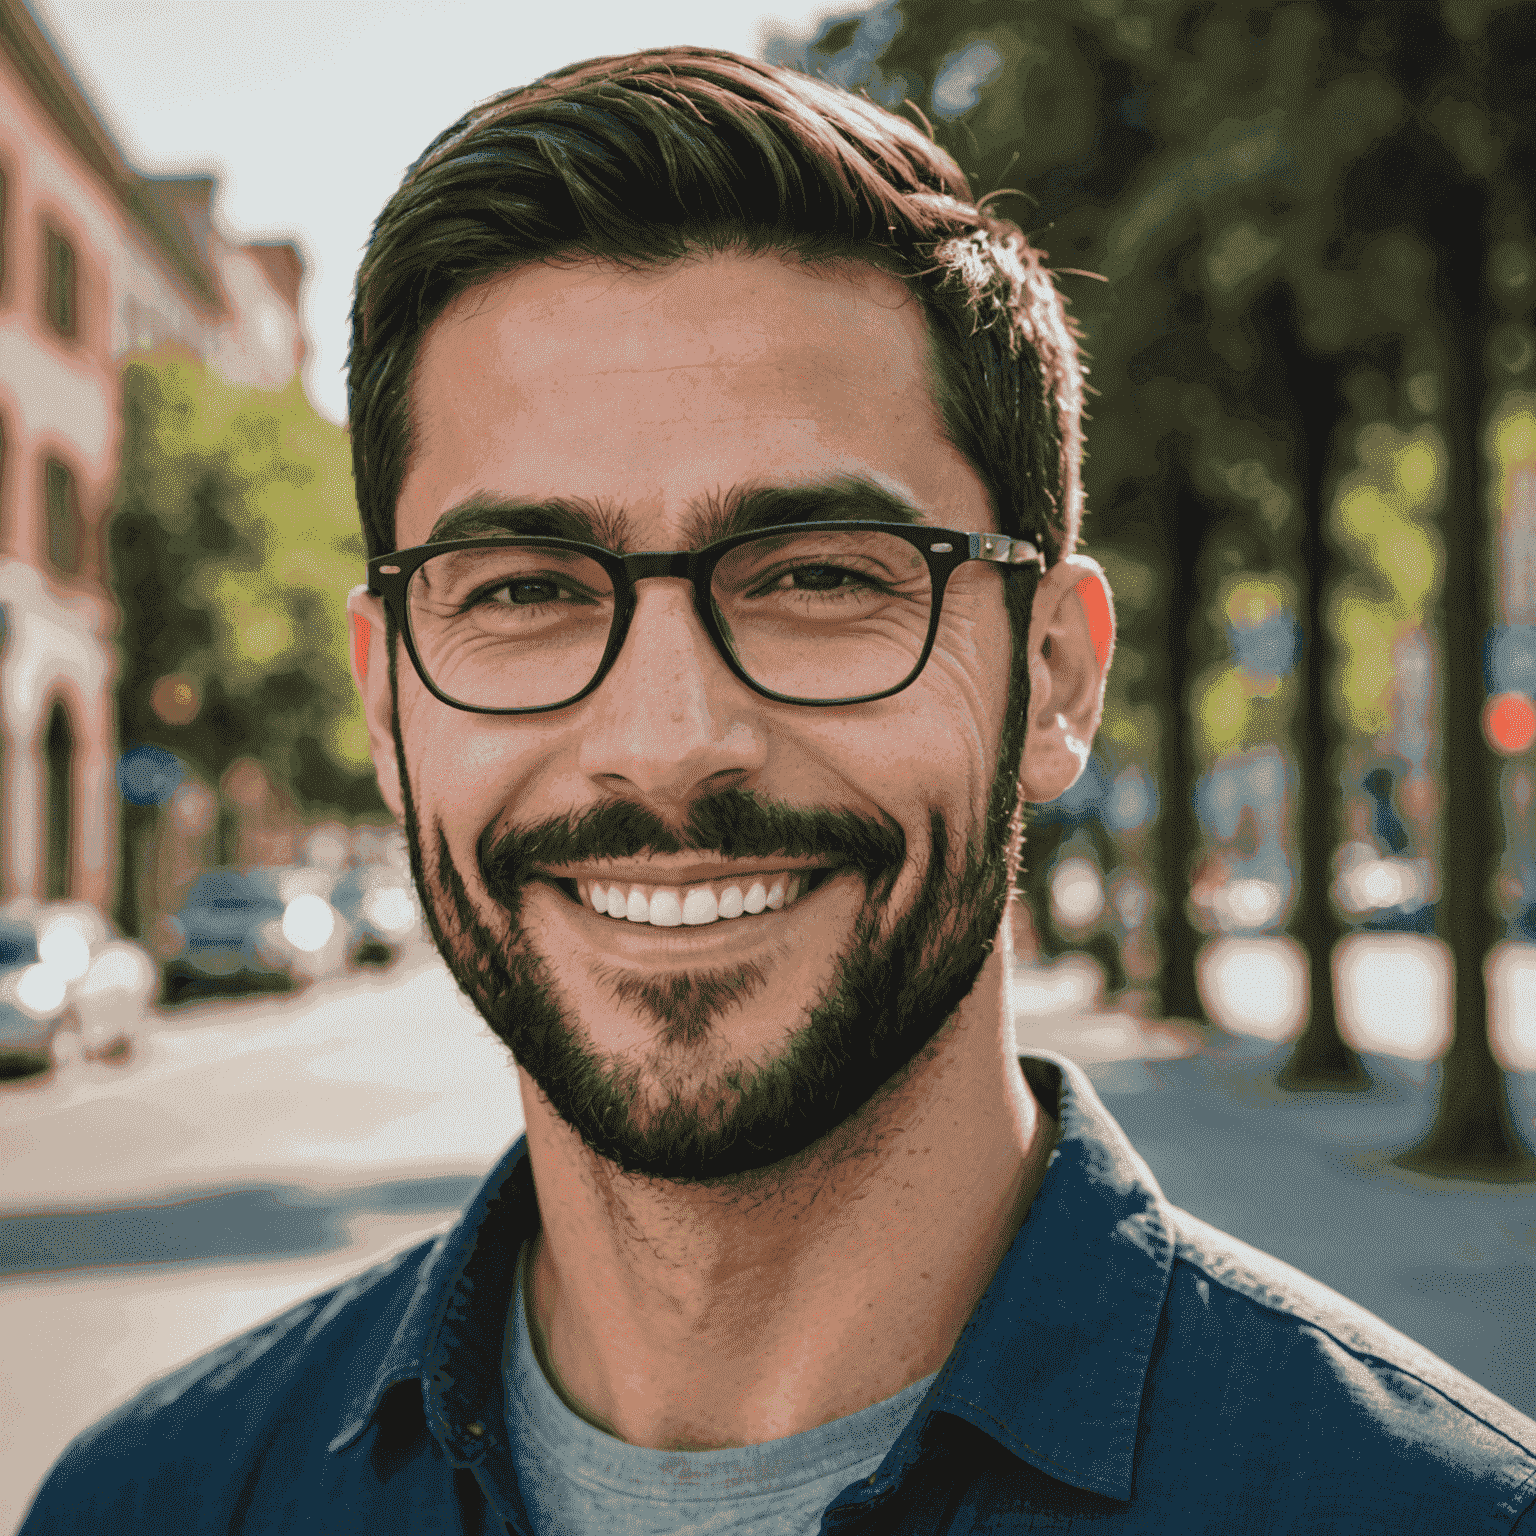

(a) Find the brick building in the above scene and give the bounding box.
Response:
[0,0,308,911]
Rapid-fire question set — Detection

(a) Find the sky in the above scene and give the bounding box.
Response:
[28,0,843,424]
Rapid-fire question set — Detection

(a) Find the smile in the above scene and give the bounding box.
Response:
[541,866,835,927]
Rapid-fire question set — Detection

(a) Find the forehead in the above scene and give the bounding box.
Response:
[396,251,994,548]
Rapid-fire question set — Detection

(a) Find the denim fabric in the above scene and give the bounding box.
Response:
[20,1052,1536,1534]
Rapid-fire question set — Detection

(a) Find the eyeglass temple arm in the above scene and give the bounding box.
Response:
[969,531,1046,573]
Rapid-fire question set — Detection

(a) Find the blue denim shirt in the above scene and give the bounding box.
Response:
[20,1052,1536,1534]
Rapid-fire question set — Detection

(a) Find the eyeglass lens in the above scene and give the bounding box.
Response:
[405,529,935,709]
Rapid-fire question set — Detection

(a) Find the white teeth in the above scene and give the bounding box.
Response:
[577,873,818,925]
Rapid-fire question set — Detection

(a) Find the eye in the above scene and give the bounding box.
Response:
[488,578,568,606]
[787,563,872,592]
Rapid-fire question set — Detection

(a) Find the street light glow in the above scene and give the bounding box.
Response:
[38,920,92,983]
[282,894,336,954]
[1483,691,1536,755]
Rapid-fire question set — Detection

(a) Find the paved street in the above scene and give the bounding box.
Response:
[3,940,1534,1533]
[2,950,524,1533]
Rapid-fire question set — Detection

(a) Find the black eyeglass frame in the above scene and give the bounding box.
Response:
[367,520,1047,714]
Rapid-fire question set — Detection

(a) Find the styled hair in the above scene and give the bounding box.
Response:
[348,47,1085,577]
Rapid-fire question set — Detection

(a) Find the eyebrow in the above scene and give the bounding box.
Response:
[423,476,928,553]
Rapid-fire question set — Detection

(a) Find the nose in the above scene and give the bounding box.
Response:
[572,578,767,812]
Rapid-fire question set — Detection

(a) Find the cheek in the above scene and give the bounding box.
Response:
[918,600,1012,796]
[812,665,1001,841]
[904,658,1003,819]
[394,682,542,855]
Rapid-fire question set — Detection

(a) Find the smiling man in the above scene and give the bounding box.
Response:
[22,47,1536,1536]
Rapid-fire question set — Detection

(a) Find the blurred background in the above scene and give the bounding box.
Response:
[1,0,1534,1528]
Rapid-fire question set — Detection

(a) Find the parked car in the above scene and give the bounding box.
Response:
[0,909,60,1079]
[328,865,422,969]
[157,869,301,1003]
[0,901,156,1078]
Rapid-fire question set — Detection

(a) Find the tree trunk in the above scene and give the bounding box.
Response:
[1281,545,1368,1087]
[1153,480,1209,1023]
[114,800,154,940]
[1261,289,1371,1091]
[1397,181,1536,1179]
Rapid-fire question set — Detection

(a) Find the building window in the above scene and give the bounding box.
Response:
[44,226,76,337]
[45,700,73,901]
[44,458,79,575]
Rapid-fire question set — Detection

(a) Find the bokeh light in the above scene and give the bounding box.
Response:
[37,920,92,982]
[1482,691,1536,755]
[1050,857,1106,930]
[1334,935,1452,1061]
[77,942,159,1002]
[1198,938,1305,1041]
[365,886,417,935]
[16,963,68,1017]
[281,894,336,954]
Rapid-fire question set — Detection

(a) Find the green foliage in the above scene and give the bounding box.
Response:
[111,358,382,819]
[1329,423,1446,734]
[768,0,1534,775]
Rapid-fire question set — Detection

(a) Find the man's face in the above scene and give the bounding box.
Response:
[387,252,1028,1184]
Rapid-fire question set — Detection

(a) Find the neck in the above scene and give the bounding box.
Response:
[517,941,1053,1450]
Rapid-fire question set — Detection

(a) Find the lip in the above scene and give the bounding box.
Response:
[535,858,831,886]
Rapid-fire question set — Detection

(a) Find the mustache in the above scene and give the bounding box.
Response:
[477,787,907,912]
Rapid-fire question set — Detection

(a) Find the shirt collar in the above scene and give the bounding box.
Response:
[330,1049,1174,1501]
[329,1134,539,1456]
[905,1051,1176,1501]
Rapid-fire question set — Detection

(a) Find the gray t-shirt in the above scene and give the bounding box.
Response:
[504,1242,938,1535]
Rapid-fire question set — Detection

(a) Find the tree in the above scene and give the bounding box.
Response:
[766,0,1536,1172]
[110,358,384,934]
[1343,2,1536,1176]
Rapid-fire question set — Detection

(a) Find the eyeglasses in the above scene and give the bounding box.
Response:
[368,521,1045,713]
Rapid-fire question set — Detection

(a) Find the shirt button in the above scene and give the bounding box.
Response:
[466,1422,485,1437]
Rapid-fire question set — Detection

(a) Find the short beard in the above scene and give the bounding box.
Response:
[391,637,1031,1189]
[593,961,771,1051]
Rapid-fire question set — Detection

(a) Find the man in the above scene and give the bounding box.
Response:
[23,48,1536,1535]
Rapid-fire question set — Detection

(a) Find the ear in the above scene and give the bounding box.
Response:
[1019,554,1115,804]
[347,584,404,821]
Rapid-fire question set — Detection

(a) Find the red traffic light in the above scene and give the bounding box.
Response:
[1483,691,1536,755]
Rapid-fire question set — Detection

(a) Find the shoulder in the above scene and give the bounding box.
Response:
[1146,1205,1536,1530]
[18,1235,444,1536]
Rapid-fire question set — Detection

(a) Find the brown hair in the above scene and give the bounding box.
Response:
[348,47,1084,581]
